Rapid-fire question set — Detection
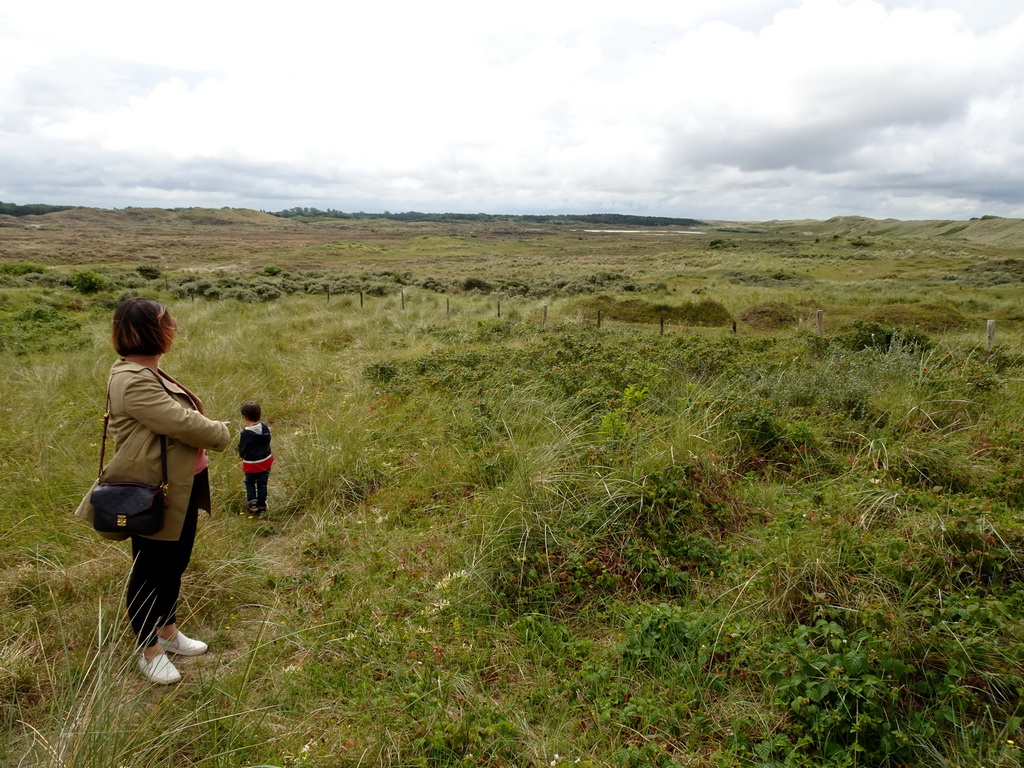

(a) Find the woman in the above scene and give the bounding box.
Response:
[77,297,230,684]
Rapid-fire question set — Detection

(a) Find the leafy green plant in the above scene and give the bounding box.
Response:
[765,620,917,765]
[68,270,109,294]
[836,321,933,352]
[0,305,85,354]
[135,265,161,279]
[0,262,48,276]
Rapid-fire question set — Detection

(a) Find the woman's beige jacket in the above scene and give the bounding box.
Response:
[76,359,230,542]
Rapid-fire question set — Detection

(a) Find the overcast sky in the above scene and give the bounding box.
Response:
[2,1,1023,221]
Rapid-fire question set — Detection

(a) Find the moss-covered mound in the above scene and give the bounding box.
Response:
[739,301,800,330]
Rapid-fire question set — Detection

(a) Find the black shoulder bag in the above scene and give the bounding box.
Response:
[91,383,168,536]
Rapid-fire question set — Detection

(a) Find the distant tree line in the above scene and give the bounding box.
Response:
[0,201,78,217]
[269,208,703,228]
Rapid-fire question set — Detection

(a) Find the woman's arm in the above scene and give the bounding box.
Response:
[120,373,230,451]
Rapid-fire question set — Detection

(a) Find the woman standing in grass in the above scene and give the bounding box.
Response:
[77,297,230,684]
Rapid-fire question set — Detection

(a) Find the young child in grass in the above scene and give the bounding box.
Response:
[238,400,274,515]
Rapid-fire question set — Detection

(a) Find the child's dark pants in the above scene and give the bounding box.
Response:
[244,470,270,511]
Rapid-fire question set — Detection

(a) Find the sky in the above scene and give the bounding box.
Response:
[2,0,1023,221]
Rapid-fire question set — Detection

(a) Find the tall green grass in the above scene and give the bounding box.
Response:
[2,289,1023,766]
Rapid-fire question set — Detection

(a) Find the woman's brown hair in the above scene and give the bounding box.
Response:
[112,297,176,356]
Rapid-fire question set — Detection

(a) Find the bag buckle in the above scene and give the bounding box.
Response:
[117,515,127,527]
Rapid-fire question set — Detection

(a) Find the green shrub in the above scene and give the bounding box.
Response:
[765,620,917,766]
[135,265,161,279]
[0,262,47,276]
[727,400,788,453]
[739,301,800,330]
[621,603,709,672]
[872,303,968,333]
[576,294,732,327]
[68,269,109,294]
[835,320,933,352]
[0,305,85,354]
[462,276,492,292]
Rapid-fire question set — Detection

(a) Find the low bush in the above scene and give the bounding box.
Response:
[0,304,86,354]
[135,265,161,279]
[871,302,968,333]
[739,301,800,330]
[68,270,108,294]
[0,262,48,276]
[835,320,933,352]
[721,270,810,286]
[575,294,732,327]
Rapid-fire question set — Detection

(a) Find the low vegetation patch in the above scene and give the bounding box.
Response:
[573,294,732,326]
[960,258,1024,286]
[868,302,969,333]
[0,304,87,354]
[721,270,811,287]
[4,214,1024,766]
[739,301,801,330]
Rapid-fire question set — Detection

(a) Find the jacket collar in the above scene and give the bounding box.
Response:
[111,358,188,396]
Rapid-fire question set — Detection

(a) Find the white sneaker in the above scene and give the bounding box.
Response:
[158,630,208,656]
[138,651,181,684]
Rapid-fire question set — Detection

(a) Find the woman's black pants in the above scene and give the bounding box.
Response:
[126,470,206,649]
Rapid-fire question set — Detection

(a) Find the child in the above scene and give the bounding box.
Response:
[238,401,274,515]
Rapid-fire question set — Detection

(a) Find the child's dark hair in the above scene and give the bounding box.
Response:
[240,401,262,421]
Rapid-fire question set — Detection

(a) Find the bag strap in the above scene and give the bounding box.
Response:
[97,369,168,489]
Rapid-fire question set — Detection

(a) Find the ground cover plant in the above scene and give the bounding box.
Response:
[2,210,1024,767]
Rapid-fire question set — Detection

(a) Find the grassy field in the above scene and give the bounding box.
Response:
[2,209,1024,767]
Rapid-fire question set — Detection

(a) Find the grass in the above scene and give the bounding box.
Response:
[2,213,1024,766]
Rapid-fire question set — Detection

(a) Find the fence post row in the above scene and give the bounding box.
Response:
[295,296,1007,349]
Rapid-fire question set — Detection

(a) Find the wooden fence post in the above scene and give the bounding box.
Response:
[359,291,364,309]
[597,310,602,329]
[446,297,450,318]
[987,319,996,350]
[497,300,501,318]
[543,304,548,326]
[401,290,405,310]
[660,317,665,335]
[816,309,825,335]
[326,286,330,303]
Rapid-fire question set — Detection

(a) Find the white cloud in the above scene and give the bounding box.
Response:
[2,0,1024,218]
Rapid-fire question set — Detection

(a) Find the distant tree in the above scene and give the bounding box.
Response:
[267,208,704,227]
[0,201,77,216]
